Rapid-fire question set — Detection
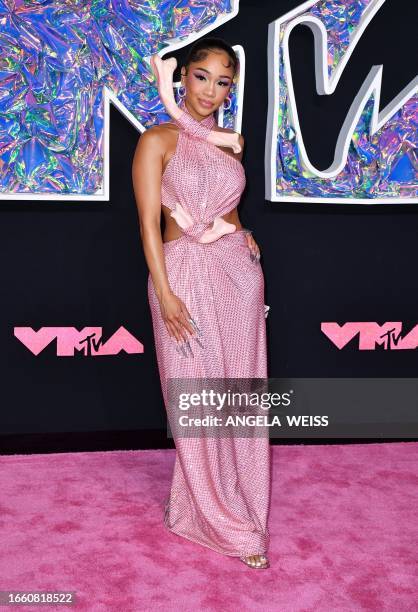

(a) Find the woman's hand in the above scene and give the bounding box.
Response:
[245,231,261,262]
[159,290,196,343]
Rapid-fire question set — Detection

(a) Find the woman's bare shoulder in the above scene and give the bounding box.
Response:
[159,121,180,130]
[141,122,179,140]
[147,122,179,136]
[133,122,178,158]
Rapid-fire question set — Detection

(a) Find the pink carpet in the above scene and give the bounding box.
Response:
[0,442,417,611]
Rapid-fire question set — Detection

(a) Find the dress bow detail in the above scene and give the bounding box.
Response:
[170,203,236,244]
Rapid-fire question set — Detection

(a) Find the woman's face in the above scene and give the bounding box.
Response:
[180,50,235,118]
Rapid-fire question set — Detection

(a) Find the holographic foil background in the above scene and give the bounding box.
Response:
[0,0,236,195]
[276,0,417,200]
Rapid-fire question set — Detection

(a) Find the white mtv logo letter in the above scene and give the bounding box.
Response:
[1,1,243,202]
[265,0,418,203]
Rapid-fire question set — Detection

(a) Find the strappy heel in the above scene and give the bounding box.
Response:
[239,554,270,569]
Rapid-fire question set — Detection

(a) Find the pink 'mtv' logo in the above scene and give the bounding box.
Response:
[321,322,418,350]
[14,326,144,356]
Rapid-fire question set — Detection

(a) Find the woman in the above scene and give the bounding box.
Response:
[132,38,271,569]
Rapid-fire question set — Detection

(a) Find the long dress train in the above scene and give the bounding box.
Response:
[147,99,271,557]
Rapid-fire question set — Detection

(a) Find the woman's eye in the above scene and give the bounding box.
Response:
[194,74,229,87]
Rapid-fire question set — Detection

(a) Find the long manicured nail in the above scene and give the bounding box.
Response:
[185,339,194,357]
[194,336,205,349]
[190,318,203,335]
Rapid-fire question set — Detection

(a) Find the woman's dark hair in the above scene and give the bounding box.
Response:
[182,37,239,78]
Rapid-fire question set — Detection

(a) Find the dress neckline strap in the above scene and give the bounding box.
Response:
[178,98,216,129]
[173,98,216,140]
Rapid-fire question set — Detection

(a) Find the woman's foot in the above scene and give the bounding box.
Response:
[240,554,270,569]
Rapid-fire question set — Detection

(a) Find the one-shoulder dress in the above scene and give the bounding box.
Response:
[147,99,271,557]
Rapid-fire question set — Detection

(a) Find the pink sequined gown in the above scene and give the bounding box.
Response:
[147,99,271,557]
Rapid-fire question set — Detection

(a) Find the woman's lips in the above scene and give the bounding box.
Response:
[199,99,213,108]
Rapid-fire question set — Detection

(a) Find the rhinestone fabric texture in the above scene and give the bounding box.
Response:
[147,102,271,557]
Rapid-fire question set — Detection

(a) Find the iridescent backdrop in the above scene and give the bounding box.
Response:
[0,0,236,195]
[276,0,417,200]
[0,0,415,200]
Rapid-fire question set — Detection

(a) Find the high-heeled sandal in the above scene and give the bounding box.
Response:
[239,554,270,569]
